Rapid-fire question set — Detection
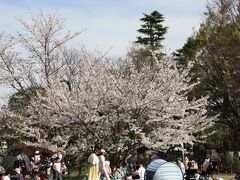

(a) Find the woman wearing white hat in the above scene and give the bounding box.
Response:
[98,149,110,180]
[88,147,99,180]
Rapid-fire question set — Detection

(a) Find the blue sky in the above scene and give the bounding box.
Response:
[0,0,210,104]
[0,0,209,57]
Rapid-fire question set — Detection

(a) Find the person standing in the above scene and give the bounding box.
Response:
[202,158,210,176]
[137,163,145,180]
[177,158,185,175]
[53,157,62,180]
[98,149,110,180]
[184,155,189,170]
[88,148,99,180]
[105,161,112,178]
[34,151,41,164]
[46,158,54,180]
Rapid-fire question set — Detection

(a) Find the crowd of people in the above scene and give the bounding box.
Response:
[0,150,68,180]
[1,147,240,180]
[86,147,233,180]
[87,147,145,180]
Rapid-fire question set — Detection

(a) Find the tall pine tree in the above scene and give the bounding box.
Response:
[135,11,168,51]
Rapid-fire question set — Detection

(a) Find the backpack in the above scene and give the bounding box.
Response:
[61,163,68,175]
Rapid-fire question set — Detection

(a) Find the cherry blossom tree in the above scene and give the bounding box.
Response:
[0,12,215,158]
[0,11,81,90]
[22,51,215,156]
[0,12,81,151]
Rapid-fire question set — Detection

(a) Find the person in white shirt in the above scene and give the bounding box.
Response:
[137,163,145,180]
[88,148,99,180]
[202,158,210,175]
[0,167,10,180]
[98,149,110,180]
[177,158,185,175]
[53,157,62,180]
[34,151,41,164]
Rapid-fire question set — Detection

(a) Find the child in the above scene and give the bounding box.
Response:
[53,157,62,180]
[137,163,145,180]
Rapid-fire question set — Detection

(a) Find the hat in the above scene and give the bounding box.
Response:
[35,151,40,154]
[16,155,22,160]
[100,149,106,154]
[15,168,21,174]
[105,161,110,166]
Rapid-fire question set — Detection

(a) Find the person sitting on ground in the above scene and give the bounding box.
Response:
[1,174,10,180]
[233,172,240,180]
[15,168,24,180]
[14,155,22,168]
[112,166,122,180]
[14,155,27,173]
[120,162,128,180]
[132,170,140,180]
[0,166,5,175]
[0,167,10,180]
[32,169,41,180]
[61,162,68,175]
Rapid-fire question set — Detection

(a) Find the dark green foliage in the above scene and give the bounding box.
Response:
[174,0,240,150]
[135,11,168,51]
[129,11,168,69]
[173,36,200,69]
[8,86,46,115]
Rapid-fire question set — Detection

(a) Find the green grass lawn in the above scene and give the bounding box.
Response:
[63,166,88,180]
[64,169,82,180]
[213,173,235,180]
[63,172,236,180]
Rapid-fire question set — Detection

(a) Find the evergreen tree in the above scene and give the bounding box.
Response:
[131,11,168,69]
[174,0,240,150]
[135,11,168,51]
